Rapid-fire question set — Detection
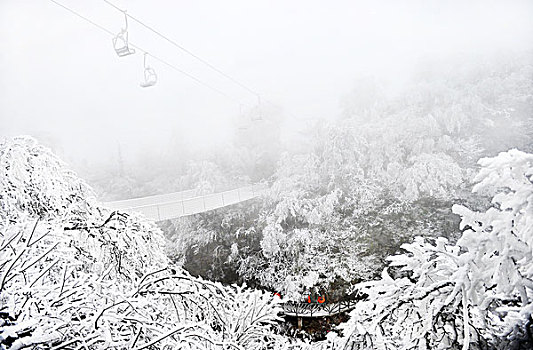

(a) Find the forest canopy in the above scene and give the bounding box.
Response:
[164,54,533,300]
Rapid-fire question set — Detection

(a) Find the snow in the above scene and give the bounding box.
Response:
[0,137,285,349]
[337,149,533,349]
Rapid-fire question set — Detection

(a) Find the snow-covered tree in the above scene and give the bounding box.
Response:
[0,136,284,349]
[239,55,533,298]
[338,149,533,349]
[0,136,100,222]
[163,54,531,311]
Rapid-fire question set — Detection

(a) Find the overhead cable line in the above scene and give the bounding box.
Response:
[102,0,299,119]
[103,0,262,101]
[48,0,242,104]
[50,0,114,36]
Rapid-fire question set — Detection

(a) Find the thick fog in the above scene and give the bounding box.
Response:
[4,2,533,347]
[1,0,532,176]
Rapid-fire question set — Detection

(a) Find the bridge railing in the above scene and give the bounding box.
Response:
[105,183,269,221]
[105,188,198,210]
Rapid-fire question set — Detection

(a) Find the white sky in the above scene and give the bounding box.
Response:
[1,0,532,166]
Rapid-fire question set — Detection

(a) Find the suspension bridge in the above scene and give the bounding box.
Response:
[279,300,357,329]
[104,183,269,222]
[281,300,356,318]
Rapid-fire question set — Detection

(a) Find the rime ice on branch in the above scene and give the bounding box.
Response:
[0,137,284,350]
[339,149,533,349]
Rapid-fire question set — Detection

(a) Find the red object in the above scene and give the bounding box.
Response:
[317,295,326,303]
[273,292,281,298]
[307,295,311,303]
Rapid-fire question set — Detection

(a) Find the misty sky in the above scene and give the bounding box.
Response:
[1,0,532,167]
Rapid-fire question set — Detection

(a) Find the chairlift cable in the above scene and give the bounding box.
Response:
[49,0,297,119]
[141,53,240,103]
[103,0,261,100]
[49,0,114,36]
[103,0,282,120]
[48,0,242,104]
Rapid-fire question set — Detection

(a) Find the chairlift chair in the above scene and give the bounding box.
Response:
[112,12,135,57]
[140,67,157,87]
[251,113,263,122]
[251,96,263,121]
[140,53,157,88]
[237,104,249,130]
